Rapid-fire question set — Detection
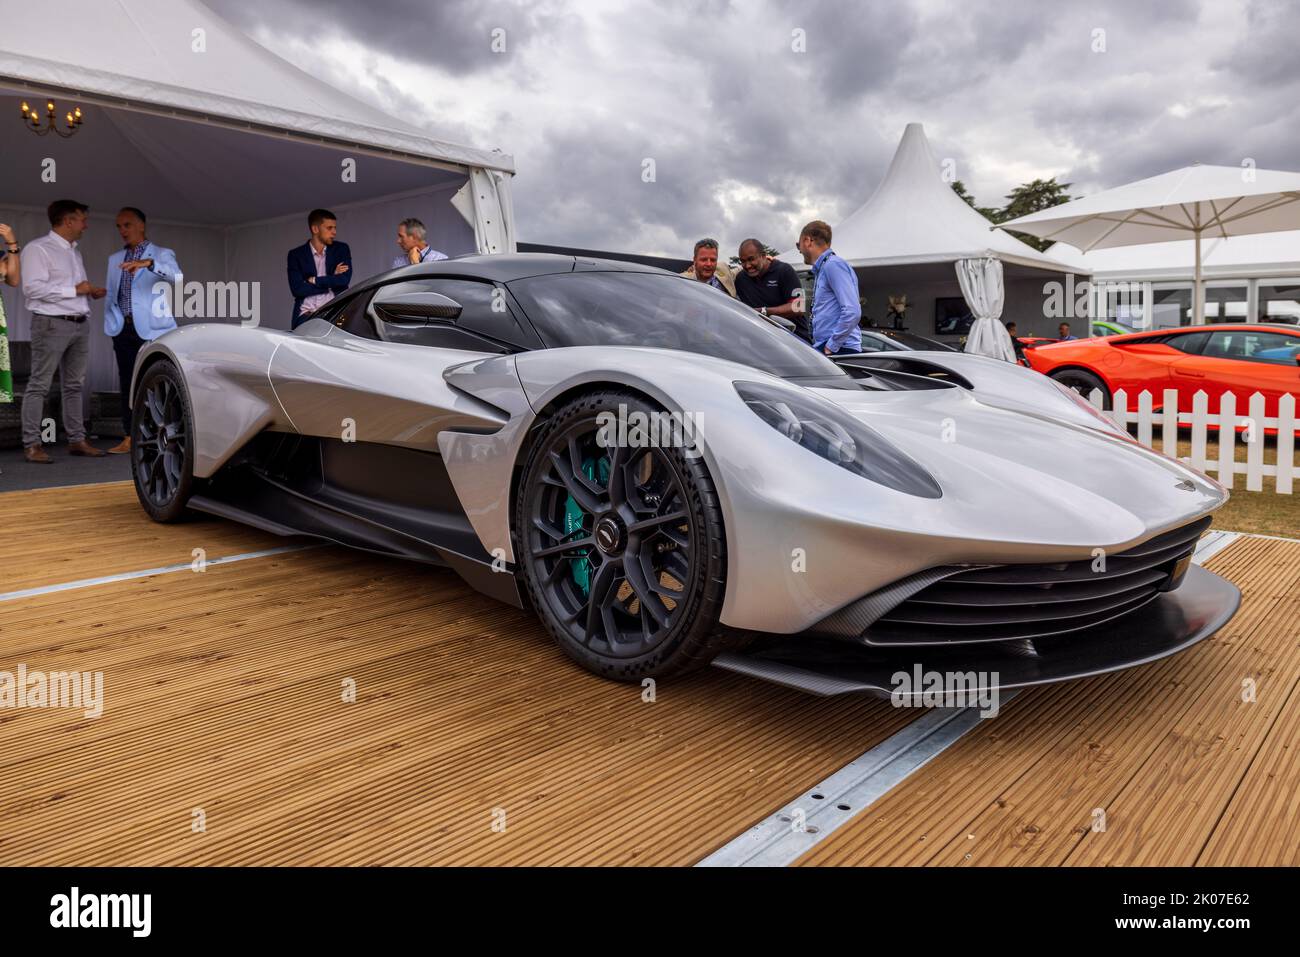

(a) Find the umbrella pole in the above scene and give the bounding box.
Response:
[1193,227,1204,326]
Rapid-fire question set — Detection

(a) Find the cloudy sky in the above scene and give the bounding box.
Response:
[215,0,1298,257]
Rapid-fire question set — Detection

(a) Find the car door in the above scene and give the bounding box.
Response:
[267,278,535,451]
[1185,328,1300,417]
[1158,330,1215,409]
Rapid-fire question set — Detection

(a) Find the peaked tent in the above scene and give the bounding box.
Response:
[0,0,516,413]
[782,123,1078,272]
[780,123,1086,346]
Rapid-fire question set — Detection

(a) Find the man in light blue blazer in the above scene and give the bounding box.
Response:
[104,206,181,453]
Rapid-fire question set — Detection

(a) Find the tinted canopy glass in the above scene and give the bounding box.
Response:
[508,271,843,378]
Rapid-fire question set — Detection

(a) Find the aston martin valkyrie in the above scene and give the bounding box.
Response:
[128,255,1240,697]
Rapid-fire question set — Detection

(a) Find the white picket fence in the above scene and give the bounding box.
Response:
[1084,388,1298,494]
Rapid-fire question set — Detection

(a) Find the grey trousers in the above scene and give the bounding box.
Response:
[21,314,90,447]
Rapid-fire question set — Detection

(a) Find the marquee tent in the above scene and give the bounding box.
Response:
[0,0,516,404]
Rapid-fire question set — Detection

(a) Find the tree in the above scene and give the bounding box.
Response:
[949,177,1074,252]
[998,178,1074,251]
[949,181,1002,223]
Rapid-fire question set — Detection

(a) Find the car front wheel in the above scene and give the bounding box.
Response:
[515,390,746,681]
[131,359,197,523]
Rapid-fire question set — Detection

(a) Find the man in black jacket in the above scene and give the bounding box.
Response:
[288,208,351,328]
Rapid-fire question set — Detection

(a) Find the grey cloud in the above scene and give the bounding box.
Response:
[209,0,1300,255]
[214,0,574,75]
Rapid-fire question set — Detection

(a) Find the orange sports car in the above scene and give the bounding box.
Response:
[1023,323,1300,418]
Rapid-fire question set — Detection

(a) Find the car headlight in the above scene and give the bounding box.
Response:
[734,380,942,498]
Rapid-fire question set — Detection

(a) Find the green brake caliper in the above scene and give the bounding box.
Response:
[565,455,610,596]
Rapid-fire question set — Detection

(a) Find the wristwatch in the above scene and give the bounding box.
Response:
[759,307,768,317]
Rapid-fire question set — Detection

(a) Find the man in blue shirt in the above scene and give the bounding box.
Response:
[1057,322,1079,341]
[798,220,861,355]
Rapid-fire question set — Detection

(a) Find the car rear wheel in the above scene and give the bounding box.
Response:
[515,390,745,681]
[1049,368,1111,410]
[131,359,197,523]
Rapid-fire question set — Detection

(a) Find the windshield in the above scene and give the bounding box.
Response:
[507,271,844,379]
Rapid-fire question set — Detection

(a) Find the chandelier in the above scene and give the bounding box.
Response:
[20,100,84,138]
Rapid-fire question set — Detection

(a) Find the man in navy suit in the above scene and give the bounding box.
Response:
[288,208,351,328]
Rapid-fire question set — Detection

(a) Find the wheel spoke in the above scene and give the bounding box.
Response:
[144,388,166,428]
[623,551,671,627]
[534,536,594,559]
[627,510,686,534]
[660,523,689,548]
[548,449,604,515]
[583,558,620,645]
[533,515,573,544]
[606,442,625,505]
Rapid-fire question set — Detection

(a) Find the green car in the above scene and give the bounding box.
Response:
[1091,320,1133,337]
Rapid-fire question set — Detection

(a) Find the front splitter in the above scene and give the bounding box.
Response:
[712,564,1242,698]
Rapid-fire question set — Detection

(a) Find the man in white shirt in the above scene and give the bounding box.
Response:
[20,199,108,464]
[390,218,448,270]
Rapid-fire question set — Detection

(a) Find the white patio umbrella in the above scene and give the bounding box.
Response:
[1000,164,1300,326]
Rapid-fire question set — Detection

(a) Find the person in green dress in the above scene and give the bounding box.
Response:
[0,222,21,403]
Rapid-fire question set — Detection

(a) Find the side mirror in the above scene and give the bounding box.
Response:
[374,291,463,326]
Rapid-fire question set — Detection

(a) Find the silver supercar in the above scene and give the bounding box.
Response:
[128,255,1240,697]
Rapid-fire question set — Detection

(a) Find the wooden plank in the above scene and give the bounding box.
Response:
[1245,392,1265,492]
[794,537,1300,866]
[1189,390,1210,473]
[1136,390,1153,448]
[1278,394,1295,496]
[1161,389,1179,458]
[1218,391,1237,489]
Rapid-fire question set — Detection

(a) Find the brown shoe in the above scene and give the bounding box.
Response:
[107,437,132,455]
[23,444,53,464]
[67,440,107,457]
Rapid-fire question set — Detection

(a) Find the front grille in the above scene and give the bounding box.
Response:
[864,517,1211,646]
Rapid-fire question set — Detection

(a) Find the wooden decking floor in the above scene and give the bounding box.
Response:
[0,482,1293,865]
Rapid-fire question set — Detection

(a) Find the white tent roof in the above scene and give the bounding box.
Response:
[781,123,1077,273]
[1049,230,1300,281]
[0,0,513,173]
[1003,164,1300,251]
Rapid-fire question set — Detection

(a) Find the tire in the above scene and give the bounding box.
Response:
[514,390,745,681]
[1049,367,1111,410]
[131,359,197,523]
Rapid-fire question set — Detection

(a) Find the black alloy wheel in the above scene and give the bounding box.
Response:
[515,390,743,680]
[132,359,197,522]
